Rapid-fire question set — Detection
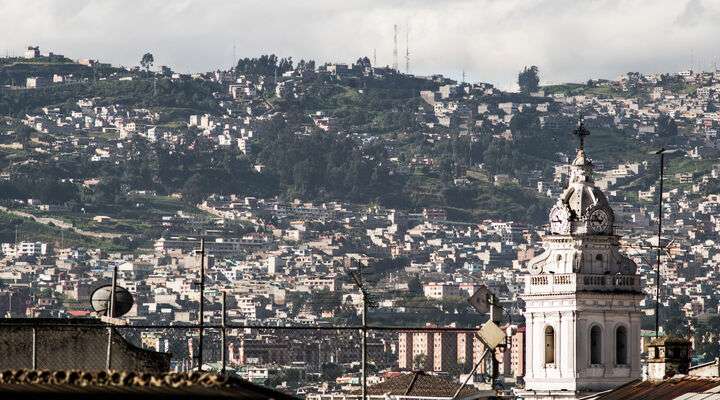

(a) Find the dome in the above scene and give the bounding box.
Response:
[550,128,615,235]
[531,124,637,276]
[550,146,615,236]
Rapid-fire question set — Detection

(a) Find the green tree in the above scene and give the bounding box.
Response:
[408,275,423,295]
[321,363,345,381]
[657,114,678,137]
[93,176,122,204]
[413,354,428,370]
[15,125,34,143]
[447,360,472,378]
[140,53,154,72]
[518,65,540,94]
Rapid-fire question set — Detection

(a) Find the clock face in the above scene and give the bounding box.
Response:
[588,207,612,234]
[549,204,570,234]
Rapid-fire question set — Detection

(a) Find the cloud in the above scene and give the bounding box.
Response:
[1,0,719,89]
[675,0,705,26]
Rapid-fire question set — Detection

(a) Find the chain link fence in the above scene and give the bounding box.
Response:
[0,318,522,398]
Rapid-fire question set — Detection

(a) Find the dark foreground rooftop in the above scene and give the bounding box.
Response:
[0,369,296,400]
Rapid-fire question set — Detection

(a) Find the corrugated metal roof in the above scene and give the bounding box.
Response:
[596,377,720,400]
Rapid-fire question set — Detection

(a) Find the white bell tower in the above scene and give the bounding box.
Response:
[518,124,643,400]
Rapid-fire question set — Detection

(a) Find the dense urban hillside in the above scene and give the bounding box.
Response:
[0,53,717,247]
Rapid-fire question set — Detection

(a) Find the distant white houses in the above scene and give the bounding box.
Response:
[24,46,40,59]
[1,241,51,257]
[26,77,49,89]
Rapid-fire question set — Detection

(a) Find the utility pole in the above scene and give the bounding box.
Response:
[31,324,37,369]
[453,344,490,399]
[656,152,664,339]
[196,238,206,370]
[106,264,117,370]
[221,291,226,374]
[350,271,370,400]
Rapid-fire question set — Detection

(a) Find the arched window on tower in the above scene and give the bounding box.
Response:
[590,325,602,365]
[616,326,628,365]
[545,326,555,365]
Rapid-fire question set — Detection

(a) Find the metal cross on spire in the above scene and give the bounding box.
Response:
[573,121,590,150]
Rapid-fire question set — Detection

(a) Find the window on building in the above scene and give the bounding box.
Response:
[616,326,628,365]
[590,325,602,364]
[545,326,555,364]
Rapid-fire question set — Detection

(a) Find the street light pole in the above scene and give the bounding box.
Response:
[655,151,664,339]
[106,264,117,370]
[650,148,680,338]
[197,238,206,371]
[350,271,369,400]
[221,290,226,374]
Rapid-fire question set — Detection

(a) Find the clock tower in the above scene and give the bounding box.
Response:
[518,124,643,400]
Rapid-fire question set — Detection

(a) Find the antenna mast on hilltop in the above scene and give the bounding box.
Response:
[393,24,398,71]
[405,22,410,74]
[373,48,377,66]
[232,43,236,71]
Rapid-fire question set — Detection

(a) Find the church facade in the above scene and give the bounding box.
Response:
[518,125,643,399]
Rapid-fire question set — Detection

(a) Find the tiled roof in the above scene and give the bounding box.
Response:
[357,371,482,398]
[648,336,691,346]
[594,376,720,400]
[0,369,297,399]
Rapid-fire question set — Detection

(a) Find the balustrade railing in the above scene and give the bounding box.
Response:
[525,273,640,294]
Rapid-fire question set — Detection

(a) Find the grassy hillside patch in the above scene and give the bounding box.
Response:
[0,210,127,251]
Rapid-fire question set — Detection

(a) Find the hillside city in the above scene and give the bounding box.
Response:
[1,45,720,396]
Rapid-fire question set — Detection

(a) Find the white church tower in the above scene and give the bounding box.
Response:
[518,124,643,399]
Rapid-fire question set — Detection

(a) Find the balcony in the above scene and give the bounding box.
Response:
[524,273,641,295]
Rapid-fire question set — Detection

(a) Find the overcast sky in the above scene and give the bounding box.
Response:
[1,0,719,89]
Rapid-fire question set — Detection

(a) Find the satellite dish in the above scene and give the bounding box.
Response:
[90,284,134,317]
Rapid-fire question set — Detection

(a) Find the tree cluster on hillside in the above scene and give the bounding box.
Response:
[235,54,294,76]
[140,53,154,72]
[0,78,221,116]
[254,124,394,202]
[518,66,540,94]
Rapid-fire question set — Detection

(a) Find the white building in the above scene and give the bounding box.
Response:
[24,46,40,58]
[1,241,50,257]
[423,282,462,300]
[518,127,643,399]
